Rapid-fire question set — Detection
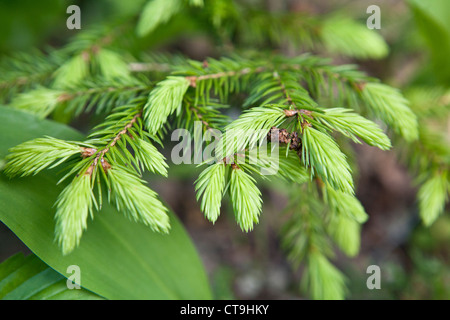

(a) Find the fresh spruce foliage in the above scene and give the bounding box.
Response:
[302,126,354,194]
[4,137,87,177]
[144,76,190,134]
[360,83,419,141]
[2,0,447,300]
[312,108,392,150]
[195,162,227,223]
[55,174,94,255]
[398,87,450,228]
[418,172,449,226]
[229,167,263,232]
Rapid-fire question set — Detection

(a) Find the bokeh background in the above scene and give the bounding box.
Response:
[0,0,449,299]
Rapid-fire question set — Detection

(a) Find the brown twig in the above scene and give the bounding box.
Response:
[85,112,142,175]
[185,66,266,88]
[57,85,147,103]
[128,62,171,73]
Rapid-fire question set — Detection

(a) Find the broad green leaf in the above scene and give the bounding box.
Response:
[0,108,212,299]
[0,253,102,300]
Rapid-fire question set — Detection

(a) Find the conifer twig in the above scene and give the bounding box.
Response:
[90,112,142,172]
[185,66,266,87]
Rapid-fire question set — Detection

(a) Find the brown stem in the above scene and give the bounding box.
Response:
[185,66,266,88]
[57,85,147,103]
[273,72,314,123]
[128,62,171,73]
[87,112,142,174]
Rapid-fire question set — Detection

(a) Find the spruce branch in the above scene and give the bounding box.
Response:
[327,214,361,258]
[274,71,295,107]
[280,186,348,299]
[53,105,169,253]
[359,83,419,141]
[215,105,288,160]
[218,4,388,61]
[90,111,143,170]
[286,56,418,142]
[229,166,262,232]
[252,145,310,184]
[129,52,193,75]
[108,166,170,233]
[83,103,168,178]
[323,185,368,224]
[305,251,347,300]
[96,49,133,81]
[271,54,415,144]
[129,62,172,73]
[58,77,153,116]
[55,174,94,255]
[418,171,449,226]
[4,137,89,178]
[9,77,150,118]
[185,65,265,88]
[178,56,267,105]
[195,162,227,223]
[399,125,450,176]
[301,126,354,194]
[405,86,450,118]
[5,101,170,255]
[0,6,430,300]
[133,138,169,176]
[281,188,330,262]
[180,98,230,133]
[272,70,317,108]
[52,26,131,90]
[143,76,190,134]
[0,49,65,101]
[312,108,392,150]
[53,54,90,89]
[322,184,367,257]
[245,69,318,110]
[53,48,132,90]
[9,88,65,119]
[277,149,310,184]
